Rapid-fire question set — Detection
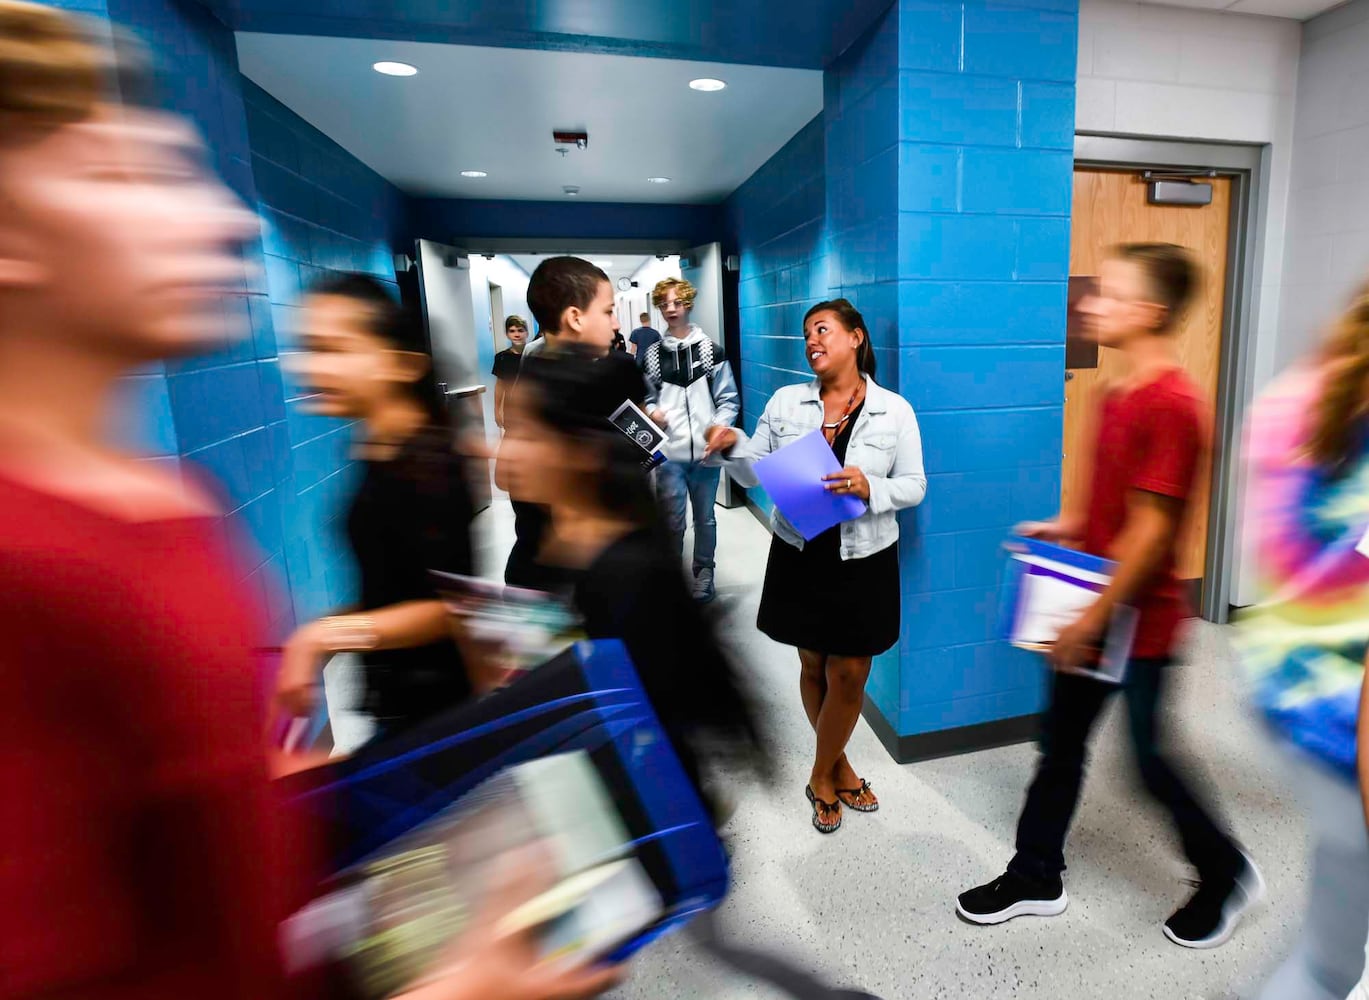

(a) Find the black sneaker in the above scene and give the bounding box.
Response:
[956,870,1068,925]
[1163,852,1266,949]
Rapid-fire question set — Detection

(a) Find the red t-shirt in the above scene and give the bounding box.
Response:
[1082,368,1208,659]
[0,474,318,999]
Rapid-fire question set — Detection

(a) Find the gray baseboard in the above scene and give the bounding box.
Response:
[862,695,1040,764]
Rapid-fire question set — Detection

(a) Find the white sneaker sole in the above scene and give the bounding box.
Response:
[1163,854,1266,950]
[956,890,1069,926]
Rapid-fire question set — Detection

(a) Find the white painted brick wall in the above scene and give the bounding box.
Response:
[1278,0,1369,373]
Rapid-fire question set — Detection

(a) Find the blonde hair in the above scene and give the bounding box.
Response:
[0,1,104,144]
[1308,281,1369,475]
[652,276,696,310]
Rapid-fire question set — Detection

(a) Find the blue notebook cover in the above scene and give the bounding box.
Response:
[996,537,1118,642]
[752,429,867,540]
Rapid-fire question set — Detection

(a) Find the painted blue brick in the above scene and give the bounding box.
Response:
[918,406,1063,474]
[260,208,314,262]
[237,489,284,563]
[867,648,900,721]
[835,216,899,286]
[913,470,1016,533]
[834,144,898,228]
[898,214,1018,281]
[899,530,955,595]
[850,280,899,354]
[898,143,961,214]
[900,72,1019,148]
[262,254,301,306]
[1016,218,1072,280]
[902,641,1040,703]
[898,279,1067,345]
[271,304,303,348]
[961,149,1073,216]
[954,528,1018,589]
[899,344,1065,411]
[267,420,293,485]
[827,79,898,168]
[1010,463,1063,522]
[167,363,266,453]
[246,109,300,173]
[899,679,1045,733]
[962,1,1078,83]
[247,295,277,360]
[1020,81,1076,151]
[902,587,999,650]
[190,434,252,508]
[252,158,318,222]
[897,0,963,73]
[115,374,178,456]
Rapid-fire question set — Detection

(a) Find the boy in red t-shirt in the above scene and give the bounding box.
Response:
[957,244,1261,949]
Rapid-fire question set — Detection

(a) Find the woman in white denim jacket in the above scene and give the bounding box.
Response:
[706,299,925,833]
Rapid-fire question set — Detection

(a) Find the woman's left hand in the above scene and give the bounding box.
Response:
[823,466,870,501]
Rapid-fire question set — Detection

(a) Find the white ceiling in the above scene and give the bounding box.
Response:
[236,34,824,203]
[506,253,661,279]
[1136,0,1346,19]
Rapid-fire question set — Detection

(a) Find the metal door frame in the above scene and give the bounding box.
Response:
[1073,134,1267,624]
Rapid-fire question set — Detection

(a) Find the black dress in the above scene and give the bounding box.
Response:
[756,402,900,657]
[346,424,475,733]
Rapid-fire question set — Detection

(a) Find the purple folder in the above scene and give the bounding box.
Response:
[753,429,867,540]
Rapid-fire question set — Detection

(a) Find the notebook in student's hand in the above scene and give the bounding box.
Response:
[1000,537,1136,684]
[608,399,667,470]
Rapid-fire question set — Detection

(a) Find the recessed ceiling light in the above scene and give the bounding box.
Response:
[563,185,580,197]
[647,176,671,184]
[689,78,726,92]
[373,61,418,77]
[460,170,487,178]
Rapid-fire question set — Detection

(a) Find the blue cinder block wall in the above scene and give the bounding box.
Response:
[727,0,1077,757]
[243,80,408,625]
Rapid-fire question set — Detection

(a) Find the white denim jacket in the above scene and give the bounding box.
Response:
[724,375,926,559]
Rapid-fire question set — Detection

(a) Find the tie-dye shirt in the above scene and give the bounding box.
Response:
[1236,367,1369,777]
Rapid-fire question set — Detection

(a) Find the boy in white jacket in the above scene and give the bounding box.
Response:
[643,277,739,603]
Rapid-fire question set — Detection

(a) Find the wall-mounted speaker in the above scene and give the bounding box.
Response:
[392,253,414,273]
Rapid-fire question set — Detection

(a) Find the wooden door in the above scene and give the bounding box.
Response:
[1065,169,1231,584]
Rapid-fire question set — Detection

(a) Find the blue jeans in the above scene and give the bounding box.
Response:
[655,460,720,573]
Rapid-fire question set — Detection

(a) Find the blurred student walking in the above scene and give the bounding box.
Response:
[1239,281,1369,1000]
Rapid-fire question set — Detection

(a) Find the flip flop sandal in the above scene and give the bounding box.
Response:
[835,779,879,813]
[805,784,842,834]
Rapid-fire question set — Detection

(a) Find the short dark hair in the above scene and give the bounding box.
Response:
[1112,243,1197,332]
[639,312,650,322]
[803,298,876,378]
[505,314,528,332]
[526,257,609,334]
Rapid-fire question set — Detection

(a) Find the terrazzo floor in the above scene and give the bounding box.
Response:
[327,498,1318,1000]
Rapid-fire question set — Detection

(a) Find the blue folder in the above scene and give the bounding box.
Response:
[752,429,867,540]
[996,536,1117,642]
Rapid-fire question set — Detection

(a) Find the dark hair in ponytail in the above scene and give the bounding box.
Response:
[804,298,876,379]
[309,272,448,426]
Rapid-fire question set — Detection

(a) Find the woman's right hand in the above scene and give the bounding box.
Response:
[1013,518,1080,544]
[703,426,738,458]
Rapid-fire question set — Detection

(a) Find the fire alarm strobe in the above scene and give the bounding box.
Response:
[554,130,588,150]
